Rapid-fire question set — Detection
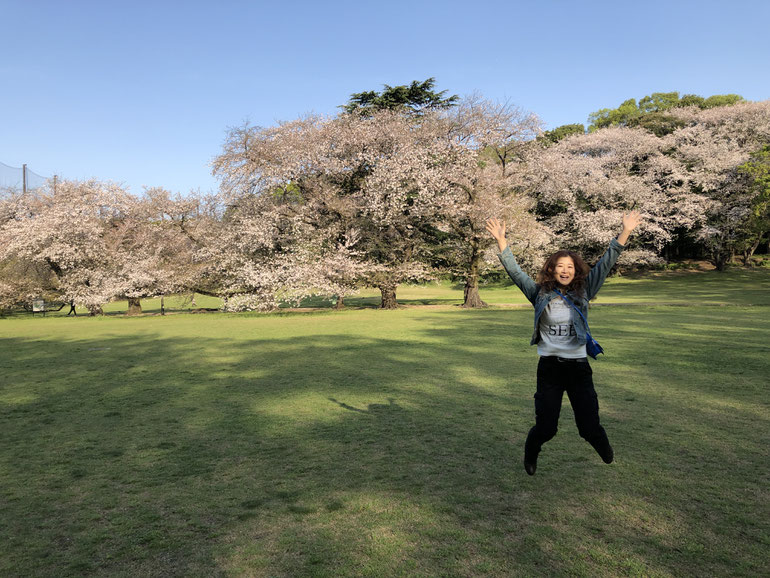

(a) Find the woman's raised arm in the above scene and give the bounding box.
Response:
[486,217,539,303]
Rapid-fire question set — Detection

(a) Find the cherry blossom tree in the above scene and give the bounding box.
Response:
[346,110,462,307]
[213,97,552,310]
[199,188,367,311]
[516,100,770,270]
[213,110,458,309]
[107,187,207,314]
[665,100,770,268]
[209,115,370,310]
[520,125,708,266]
[431,96,547,307]
[0,179,129,314]
[0,255,59,311]
[0,191,56,310]
[0,180,207,314]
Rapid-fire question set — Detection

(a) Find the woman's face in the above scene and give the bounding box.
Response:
[554,256,575,287]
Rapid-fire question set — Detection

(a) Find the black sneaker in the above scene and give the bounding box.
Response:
[589,437,614,464]
[523,458,537,476]
[602,444,614,464]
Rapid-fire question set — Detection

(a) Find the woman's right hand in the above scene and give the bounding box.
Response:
[485,218,508,251]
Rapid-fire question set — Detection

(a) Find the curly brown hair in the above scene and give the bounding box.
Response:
[536,250,590,296]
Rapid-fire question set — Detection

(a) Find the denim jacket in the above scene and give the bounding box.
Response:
[497,239,625,346]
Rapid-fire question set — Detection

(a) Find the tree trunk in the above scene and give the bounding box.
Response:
[88,304,103,316]
[127,297,142,315]
[462,241,488,308]
[463,281,487,308]
[742,235,765,266]
[712,251,730,271]
[379,285,398,309]
[334,295,345,310]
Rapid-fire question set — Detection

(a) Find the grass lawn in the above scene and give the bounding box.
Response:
[1,271,768,576]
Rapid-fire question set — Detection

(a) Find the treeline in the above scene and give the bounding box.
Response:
[1,82,768,314]
[541,92,747,142]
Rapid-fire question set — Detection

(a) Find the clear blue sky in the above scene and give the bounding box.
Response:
[2,0,768,196]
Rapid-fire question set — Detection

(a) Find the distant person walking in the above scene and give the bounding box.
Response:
[485,212,641,475]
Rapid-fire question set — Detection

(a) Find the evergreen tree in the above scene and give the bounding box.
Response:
[342,78,459,116]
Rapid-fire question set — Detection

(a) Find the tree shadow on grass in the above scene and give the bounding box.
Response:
[0,307,768,576]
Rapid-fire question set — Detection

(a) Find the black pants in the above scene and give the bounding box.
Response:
[524,356,612,461]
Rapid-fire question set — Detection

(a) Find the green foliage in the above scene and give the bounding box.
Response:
[739,145,770,216]
[638,91,680,113]
[342,77,459,116]
[588,98,640,131]
[626,111,688,137]
[702,93,744,108]
[678,93,706,108]
[737,145,770,246]
[271,182,304,205]
[588,91,746,132]
[538,123,585,145]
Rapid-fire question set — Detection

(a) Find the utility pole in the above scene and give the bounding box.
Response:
[22,164,27,195]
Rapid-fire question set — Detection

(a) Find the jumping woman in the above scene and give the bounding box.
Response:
[485,211,642,475]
